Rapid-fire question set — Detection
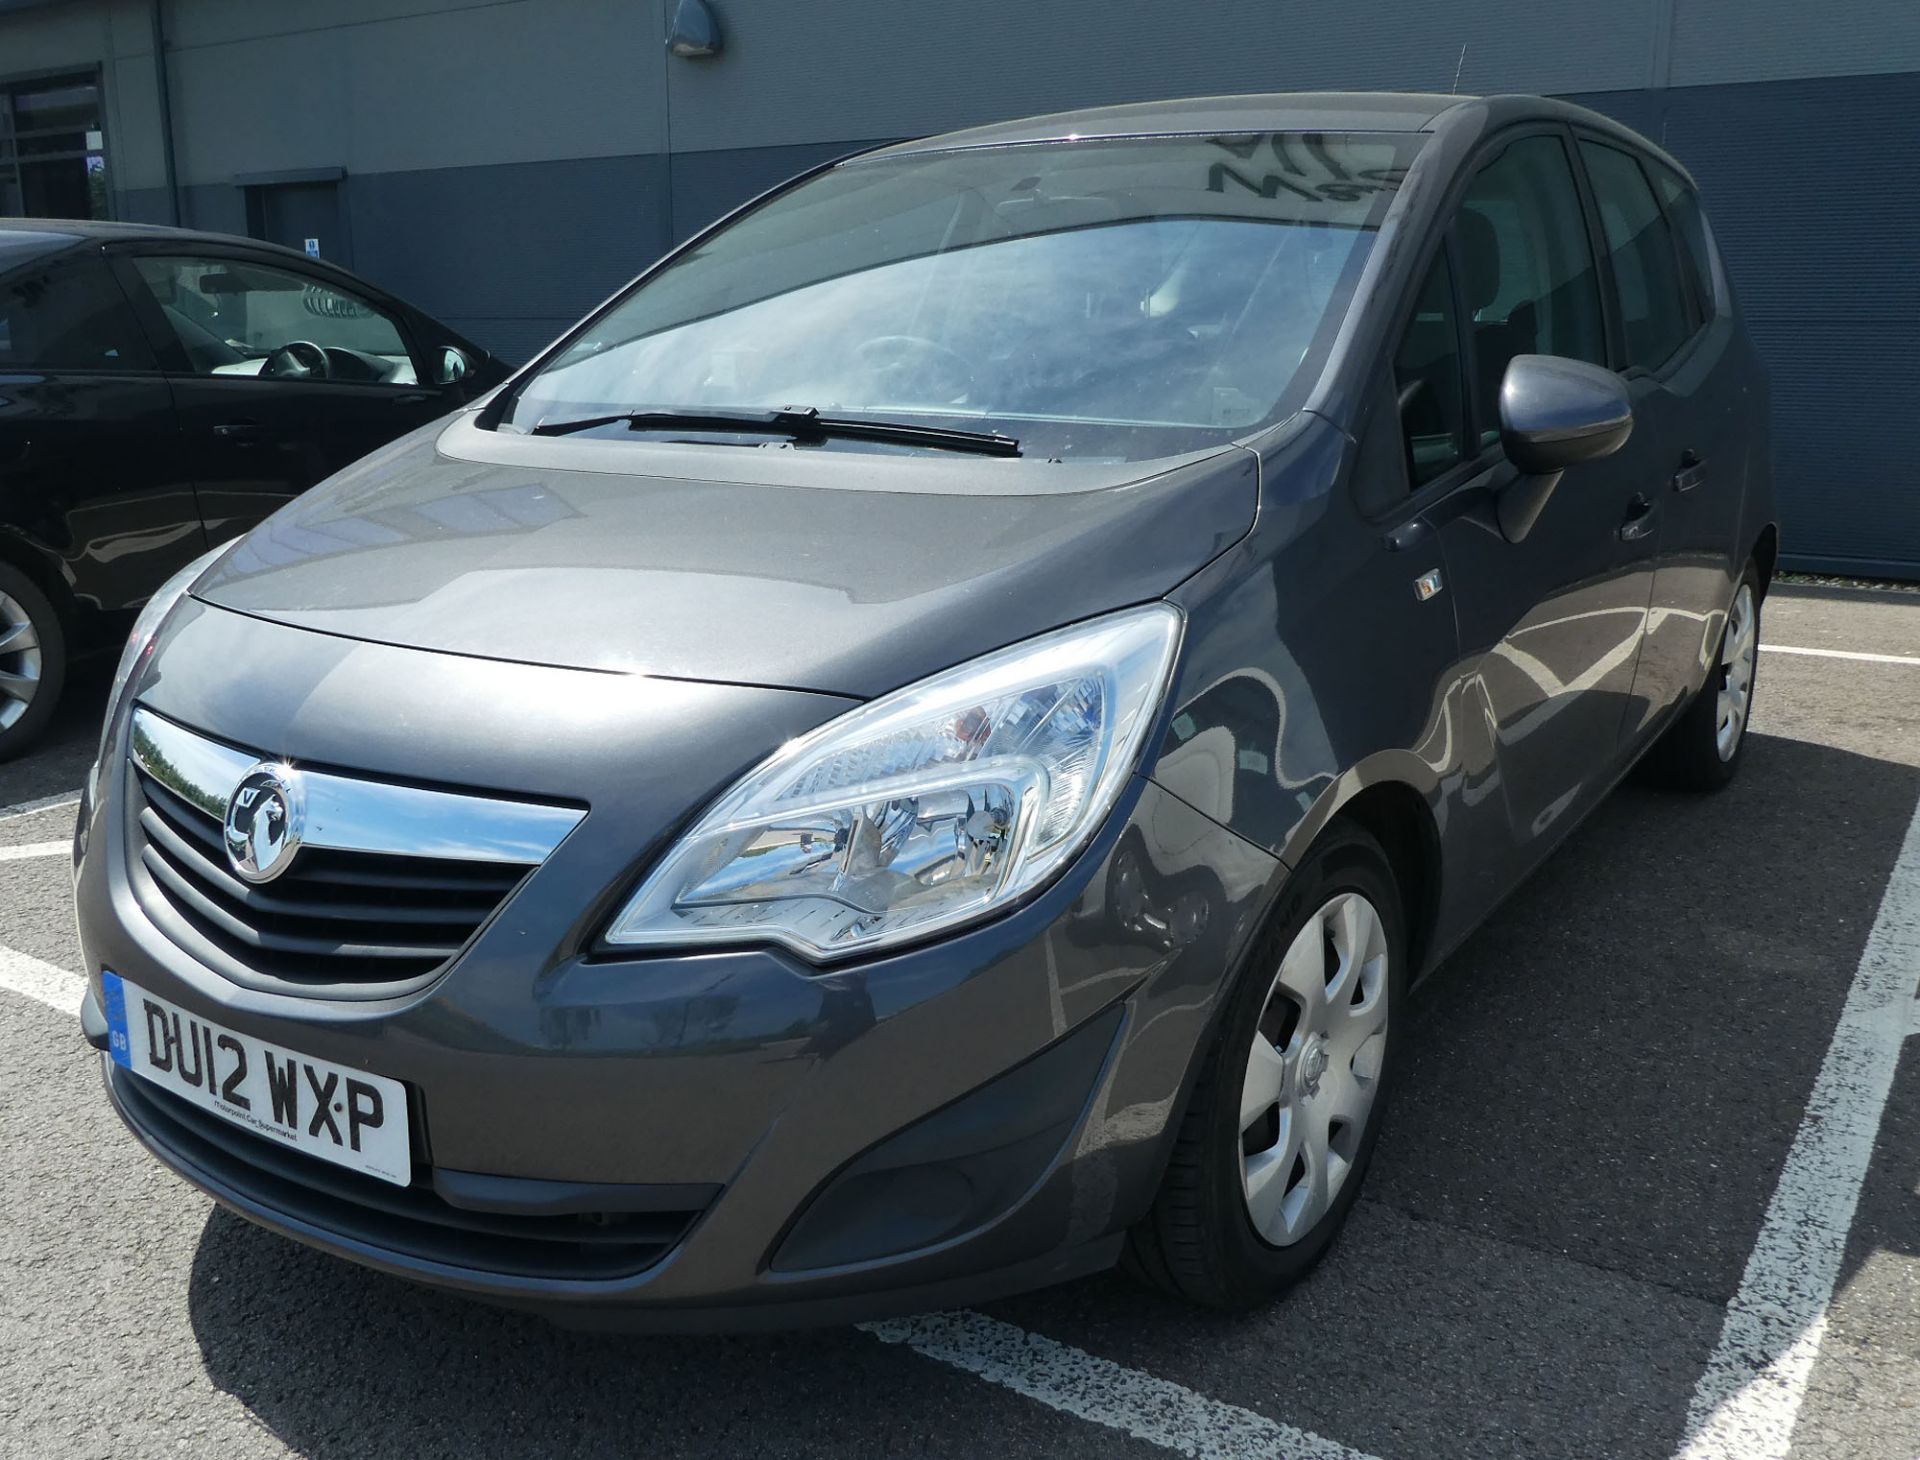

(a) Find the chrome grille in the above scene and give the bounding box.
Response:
[125,709,584,996]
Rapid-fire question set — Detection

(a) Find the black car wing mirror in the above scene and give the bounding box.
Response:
[1495,354,1634,543]
[432,345,473,387]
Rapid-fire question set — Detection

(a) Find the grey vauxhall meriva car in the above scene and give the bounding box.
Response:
[75,92,1774,1327]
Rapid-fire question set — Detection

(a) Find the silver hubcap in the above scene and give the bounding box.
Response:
[0,591,43,733]
[1239,891,1390,1247]
[1715,583,1757,761]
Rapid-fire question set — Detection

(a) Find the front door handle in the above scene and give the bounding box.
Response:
[1619,493,1658,541]
[1672,449,1706,493]
[212,419,268,444]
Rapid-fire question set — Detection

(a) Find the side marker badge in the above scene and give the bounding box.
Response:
[1414,568,1444,602]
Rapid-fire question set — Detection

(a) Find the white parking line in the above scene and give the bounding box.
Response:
[1763,644,1920,666]
[1676,793,1920,1460]
[0,945,85,1018]
[0,841,69,863]
[865,1310,1382,1460]
[0,788,80,821]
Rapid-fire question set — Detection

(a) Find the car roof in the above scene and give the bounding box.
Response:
[0,216,339,266]
[874,92,1472,156]
[865,91,1691,182]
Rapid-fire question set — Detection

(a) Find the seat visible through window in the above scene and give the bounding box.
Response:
[1451,135,1607,446]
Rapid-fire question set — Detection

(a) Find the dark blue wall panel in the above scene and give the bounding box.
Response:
[349,154,673,365]
[1661,72,1920,573]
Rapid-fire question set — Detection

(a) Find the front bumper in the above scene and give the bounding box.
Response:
[77,604,1282,1325]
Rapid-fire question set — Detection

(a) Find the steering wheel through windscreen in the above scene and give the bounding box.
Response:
[261,340,331,381]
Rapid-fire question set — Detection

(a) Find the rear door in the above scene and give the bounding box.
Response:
[0,244,203,642]
[1578,142,1747,736]
[111,246,455,542]
[1392,129,1659,881]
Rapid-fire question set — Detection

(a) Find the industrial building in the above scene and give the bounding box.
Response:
[1,0,1915,574]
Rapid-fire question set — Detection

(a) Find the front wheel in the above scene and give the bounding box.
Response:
[1641,563,1760,791]
[1125,822,1405,1308]
[0,562,64,763]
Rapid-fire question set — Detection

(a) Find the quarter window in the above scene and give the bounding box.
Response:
[0,256,153,370]
[1646,161,1719,322]
[1579,142,1693,370]
[1453,135,1606,448]
[130,256,416,384]
[1393,252,1467,487]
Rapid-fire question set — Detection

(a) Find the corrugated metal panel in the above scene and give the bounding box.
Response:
[1663,73,1920,572]
[663,0,1658,154]
[1670,0,1920,88]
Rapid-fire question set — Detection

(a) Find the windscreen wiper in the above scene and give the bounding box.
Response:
[528,406,1021,457]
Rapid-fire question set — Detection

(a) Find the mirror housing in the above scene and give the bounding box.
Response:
[1495,355,1634,543]
[1499,354,1633,474]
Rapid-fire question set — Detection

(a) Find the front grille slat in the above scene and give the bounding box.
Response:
[125,725,574,995]
[139,810,496,928]
[141,847,466,961]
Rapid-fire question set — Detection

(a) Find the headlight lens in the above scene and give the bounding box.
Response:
[94,542,231,775]
[606,604,1183,962]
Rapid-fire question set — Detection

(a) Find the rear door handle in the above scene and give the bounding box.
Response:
[1619,493,1658,541]
[1672,450,1706,493]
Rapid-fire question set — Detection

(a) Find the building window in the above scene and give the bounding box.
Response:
[0,75,109,221]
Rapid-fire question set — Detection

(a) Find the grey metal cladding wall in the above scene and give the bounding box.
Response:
[1668,0,1920,87]
[350,155,673,364]
[1625,73,1920,573]
[663,0,1657,154]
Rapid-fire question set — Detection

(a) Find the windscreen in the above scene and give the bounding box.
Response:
[500,132,1424,461]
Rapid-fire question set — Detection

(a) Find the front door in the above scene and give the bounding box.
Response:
[111,248,454,542]
[0,248,202,646]
[1394,130,1658,892]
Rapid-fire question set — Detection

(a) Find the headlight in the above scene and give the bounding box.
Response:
[93,542,232,779]
[607,603,1183,962]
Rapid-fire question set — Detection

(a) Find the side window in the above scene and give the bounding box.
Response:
[1646,161,1719,322]
[129,256,417,385]
[1393,251,1467,488]
[1452,135,1606,448]
[0,257,155,371]
[1579,142,1693,370]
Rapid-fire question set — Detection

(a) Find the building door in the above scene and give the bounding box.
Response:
[0,74,109,221]
[245,180,348,267]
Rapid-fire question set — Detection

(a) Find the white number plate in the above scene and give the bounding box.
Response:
[103,971,412,1186]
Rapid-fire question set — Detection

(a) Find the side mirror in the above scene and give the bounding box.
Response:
[1495,355,1633,542]
[1500,354,1632,474]
[432,345,473,387]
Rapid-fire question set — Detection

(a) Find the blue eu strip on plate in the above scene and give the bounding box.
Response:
[100,969,131,1068]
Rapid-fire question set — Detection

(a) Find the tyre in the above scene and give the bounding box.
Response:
[0,561,66,763]
[1126,821,1406,1308]
[1640,563,1760,792]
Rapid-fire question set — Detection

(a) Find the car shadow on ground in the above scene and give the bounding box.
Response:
[184,731,1920,1460]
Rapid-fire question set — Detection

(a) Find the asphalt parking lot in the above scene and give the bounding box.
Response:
[3,580,1919,1460]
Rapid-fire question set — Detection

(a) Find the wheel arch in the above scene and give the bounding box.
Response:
[0,529,77,626]
[1278,756,1446,981]
[1750,522,1780,598]
[1328,781,1444,981]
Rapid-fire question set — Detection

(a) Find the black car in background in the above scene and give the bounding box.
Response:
[0,219,507,757]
